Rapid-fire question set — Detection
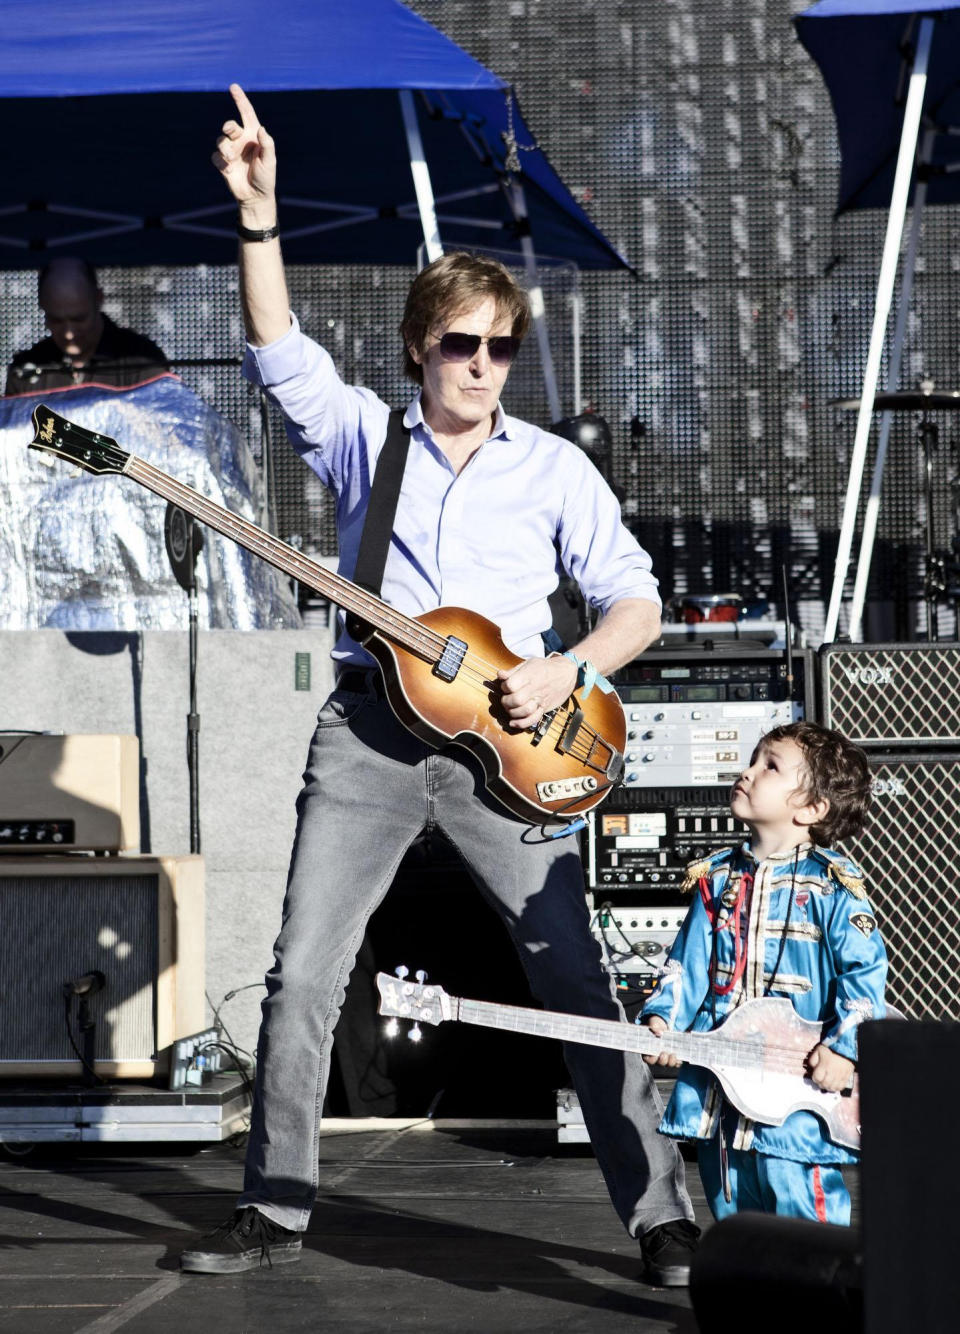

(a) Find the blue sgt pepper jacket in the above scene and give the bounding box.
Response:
[640,841,889,1165]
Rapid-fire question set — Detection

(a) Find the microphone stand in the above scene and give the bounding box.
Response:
[164,504,204,854]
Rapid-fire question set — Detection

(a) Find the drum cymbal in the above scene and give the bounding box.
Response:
[830,390,960,410]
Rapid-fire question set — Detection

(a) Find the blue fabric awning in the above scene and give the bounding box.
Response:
[795,0,960,214]
[0,0,629,270]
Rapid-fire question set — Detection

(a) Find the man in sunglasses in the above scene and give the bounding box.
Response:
[180,83,699,1286]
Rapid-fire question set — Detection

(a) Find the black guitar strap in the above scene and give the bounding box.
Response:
[346,408,411,640]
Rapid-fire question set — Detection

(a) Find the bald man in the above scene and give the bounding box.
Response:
[5,257,169,394]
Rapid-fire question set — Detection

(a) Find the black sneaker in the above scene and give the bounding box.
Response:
[639,1218,700,1286]
[180,1207,303,1274]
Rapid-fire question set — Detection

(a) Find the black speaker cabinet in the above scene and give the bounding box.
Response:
[0,855,205,1079]
[689,1213,862,1333]
[860,1020,960,1334]
[844,752,960,1021]
[820,642,960,746]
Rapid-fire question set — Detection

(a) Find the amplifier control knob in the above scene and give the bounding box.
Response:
[650,872,661,883]
[626,772,639,783]
[643,752,656,762]
[654,712,665,721]
[643,730,655,740]
[617,873,628,883]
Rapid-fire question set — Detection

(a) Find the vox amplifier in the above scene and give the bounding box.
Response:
[846,751,960,1021]
[0,733,140,853]
[0,854,205,1079]
[819,643,960,746]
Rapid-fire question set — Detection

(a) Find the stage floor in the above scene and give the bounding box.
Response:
[0,1120,861,1333]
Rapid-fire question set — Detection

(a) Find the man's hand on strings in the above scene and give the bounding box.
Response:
[498,654,578,730]
[213,83,276,215]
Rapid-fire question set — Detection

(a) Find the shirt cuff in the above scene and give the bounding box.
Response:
[242,312,302,385]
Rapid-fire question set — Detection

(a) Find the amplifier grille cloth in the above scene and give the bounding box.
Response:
[823,646,960,745]
[847,757,960,1022]
[0,875,158,1062]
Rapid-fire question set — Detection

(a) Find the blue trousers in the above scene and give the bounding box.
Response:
[697,1135,850,1225]
[240,683,693,1237]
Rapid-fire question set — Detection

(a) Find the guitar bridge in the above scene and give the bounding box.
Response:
[433,635,467,682]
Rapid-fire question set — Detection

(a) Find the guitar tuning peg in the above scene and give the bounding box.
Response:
[383,1018,399,1039]
[394,965,409,979]
[408,1024,423,1044]
[415,969,428,984]
[34,452,55,468]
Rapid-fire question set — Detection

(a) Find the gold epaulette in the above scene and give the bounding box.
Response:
[681,848,734,895]
[827,861,867,900]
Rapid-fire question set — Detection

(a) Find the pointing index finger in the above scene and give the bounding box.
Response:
[229,83,259,132]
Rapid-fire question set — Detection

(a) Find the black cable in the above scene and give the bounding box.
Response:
[62,997,105,1085]
[592,901,641,962]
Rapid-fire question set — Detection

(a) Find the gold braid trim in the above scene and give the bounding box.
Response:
[682,857,717,895]
[828,862,867,899]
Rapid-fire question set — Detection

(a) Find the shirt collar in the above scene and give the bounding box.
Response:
[403,391,514,441]
[740,840,813,868]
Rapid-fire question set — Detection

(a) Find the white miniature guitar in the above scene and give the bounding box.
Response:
[376,969,903,1150]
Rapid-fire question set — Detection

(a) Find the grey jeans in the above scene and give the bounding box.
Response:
[239,681,693,1237]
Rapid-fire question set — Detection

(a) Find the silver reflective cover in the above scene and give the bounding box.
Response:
[0,378,302,631]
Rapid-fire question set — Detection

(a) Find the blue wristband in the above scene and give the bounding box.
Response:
[561,650,614,701]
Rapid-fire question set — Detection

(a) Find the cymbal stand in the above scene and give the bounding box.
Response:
[920,408,940,641]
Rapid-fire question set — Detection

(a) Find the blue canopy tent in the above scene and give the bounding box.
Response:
[1,0,631,419]
[794,0,960,640]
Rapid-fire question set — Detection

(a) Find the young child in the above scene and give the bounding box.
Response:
[641,720,888,1225]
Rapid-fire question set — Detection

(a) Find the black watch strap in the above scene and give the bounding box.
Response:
[237,220,279,242]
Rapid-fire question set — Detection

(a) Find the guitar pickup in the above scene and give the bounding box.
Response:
[434,635,467,682]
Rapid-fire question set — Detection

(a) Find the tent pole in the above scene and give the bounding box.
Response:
[823,15,934,644]
[399,91,443,263]
[509,180,562,421]
[848,127,935,641]
[571,286,583,416]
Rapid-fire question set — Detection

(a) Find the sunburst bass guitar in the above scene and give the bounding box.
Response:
[28,404,626,824]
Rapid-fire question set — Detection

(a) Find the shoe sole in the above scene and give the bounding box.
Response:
[180,1241,302,1274]
[642,1263,690,1288]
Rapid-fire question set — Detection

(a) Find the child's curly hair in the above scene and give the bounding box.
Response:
[758,721,871,846]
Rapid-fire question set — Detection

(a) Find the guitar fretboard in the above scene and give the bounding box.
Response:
[124,453,441,662]
[455,997,807,1079]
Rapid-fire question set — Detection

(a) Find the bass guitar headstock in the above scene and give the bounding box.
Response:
[29,404,130,476]
[375,967,454,1037]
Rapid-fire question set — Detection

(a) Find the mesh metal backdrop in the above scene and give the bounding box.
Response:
[4,0,960,638]
[847,754,960,1022]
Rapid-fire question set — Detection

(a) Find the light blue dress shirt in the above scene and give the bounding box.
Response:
[244,316,660,666]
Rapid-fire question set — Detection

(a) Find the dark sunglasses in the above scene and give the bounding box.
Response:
[433,331,521,366]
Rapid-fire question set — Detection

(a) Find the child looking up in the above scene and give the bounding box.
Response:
[641,721,888,1225]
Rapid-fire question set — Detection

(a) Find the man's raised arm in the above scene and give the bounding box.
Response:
[213,83,291,347]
